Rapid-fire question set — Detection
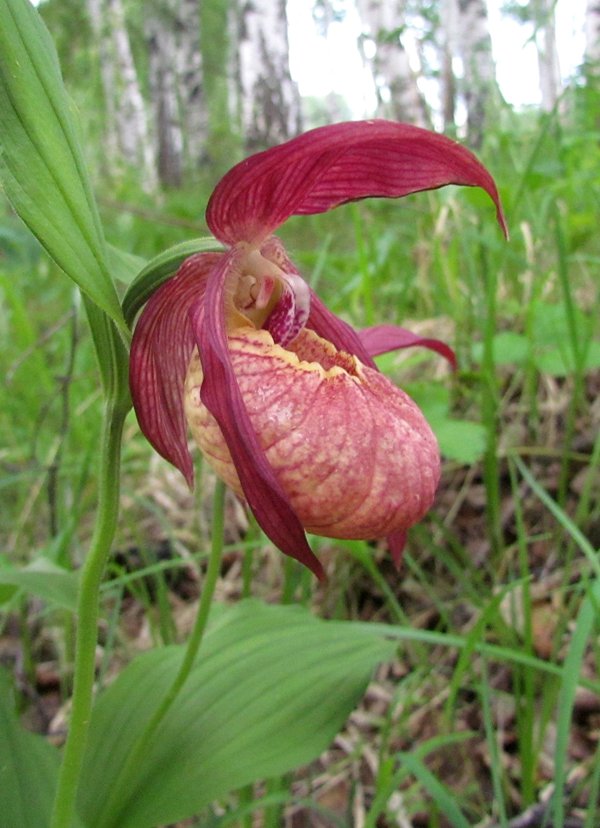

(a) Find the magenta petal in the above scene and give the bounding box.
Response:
[206,120,508,245]
[359,324,457,369]
[193,251,325,579]
[130,253,222,485]
[387,530,407,568]
[306,291,377,369]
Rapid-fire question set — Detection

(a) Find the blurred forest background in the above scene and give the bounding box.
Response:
[2,0,600,826]
[33,0,600,187]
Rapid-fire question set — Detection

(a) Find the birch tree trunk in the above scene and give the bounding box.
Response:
[146,6,182,187]
[456,0,496,146]
[532,0,561,111]
[355,0,429,126]
[200,0,241,174]
[441,0,497,145]
[178,0,207,171]
[585,0,600,67]
[146,0,207,186]
[87,0,156,187]
[234,0,302,149]
[439,0,457,133]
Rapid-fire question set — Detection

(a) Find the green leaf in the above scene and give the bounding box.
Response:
[107,244,147,287]
[534,340,600,377]
[530,301,600,377]
[435,418,487,464]
[0,555,79,612]
[402,382,487,463]
[122,237,224,325]
[78,600,396,828]
[402,381,451,425]
[0,0,125,332]
[472,331,530,366]
[0,669,60,828]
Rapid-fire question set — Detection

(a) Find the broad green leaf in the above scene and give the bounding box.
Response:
[401,381,450,425]
[0,0,126,332]
[534,340,600,377]
[0,669,60,828]
[107,244,147,287]
[0,556,79,612]
[530,301,600,376]
[471,331,530,366]
[402,382,487,463]
[78,599,396,828]
[435,418,487,464]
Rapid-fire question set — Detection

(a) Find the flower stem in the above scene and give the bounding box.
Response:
[49,400,127,828]
[97,478,227,825]
[143,477,227,718]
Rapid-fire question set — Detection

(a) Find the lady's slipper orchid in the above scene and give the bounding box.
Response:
[130,120,507,580]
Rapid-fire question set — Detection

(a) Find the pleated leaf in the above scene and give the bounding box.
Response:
[0,669,60,828]
[0,0,125,332]
[78,600,396,828]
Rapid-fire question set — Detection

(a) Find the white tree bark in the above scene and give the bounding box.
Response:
[440,0,459,130]
[145,0,207,185]
[457,0,496,143]
[585,0,600,65]
[234,0,302,149]
[442,0,497,144]
[177,0,207,170]
[532,0,561,111]
[355,0,429,126]
[146,3,183,187]
[88,0,156,187]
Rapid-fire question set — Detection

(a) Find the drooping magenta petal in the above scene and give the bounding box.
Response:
[306,291,377,369]
[206,120,508,246]
[129,252,222,486]
[387,530,407,569]
[359,324,457,369]
[193,251,325,579]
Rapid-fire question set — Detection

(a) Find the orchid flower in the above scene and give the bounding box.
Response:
[130,120,507,580]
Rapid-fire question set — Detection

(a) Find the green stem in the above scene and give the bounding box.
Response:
[480,242,503,558]
[50,400,127,828]
[145,478,226,719]
[99,479,227,826]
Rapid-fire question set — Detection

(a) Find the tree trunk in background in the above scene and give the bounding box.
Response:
[146,3,183,187]
[178,0,207,171]
[439,4,457,134]
[87,0,156,188]
[146,0,207,187]
[585,0,600,67]
[455,0,497,146]
[200,0,241,176]
[355,0,429,127]
[441,0,497,145]
[532,0,561,111]
[234,0,302,149]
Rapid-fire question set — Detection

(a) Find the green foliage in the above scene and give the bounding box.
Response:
[200,0,242,173]
[0,670,61,828]
[0,0,124,333]
[77,600,396,827]
[0,555,79,612]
